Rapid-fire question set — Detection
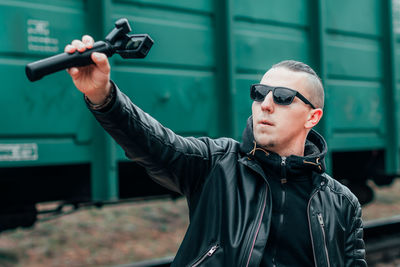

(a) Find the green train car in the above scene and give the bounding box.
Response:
[0,0,399,231]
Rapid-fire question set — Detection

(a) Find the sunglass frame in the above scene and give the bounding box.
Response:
[250,84,316,109]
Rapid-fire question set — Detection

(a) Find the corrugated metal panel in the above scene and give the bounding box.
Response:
[323,0,387,151]
[0,0,399,202]
[233,0,312,138]
[111,1,217,135]
[0,0,91,166]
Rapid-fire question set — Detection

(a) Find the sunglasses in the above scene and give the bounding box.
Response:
[250,84,316,109]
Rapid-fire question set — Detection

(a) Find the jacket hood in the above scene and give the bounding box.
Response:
[239,116,328,175]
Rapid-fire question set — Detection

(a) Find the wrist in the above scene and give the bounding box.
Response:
[85,81,112,105]
[85,81,115,110]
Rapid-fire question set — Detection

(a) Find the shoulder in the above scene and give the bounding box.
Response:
[322,173,361,210]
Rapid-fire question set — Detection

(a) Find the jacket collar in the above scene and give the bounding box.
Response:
[239,116,328,182]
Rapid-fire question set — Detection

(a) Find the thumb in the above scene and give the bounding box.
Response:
[91,52,110,74]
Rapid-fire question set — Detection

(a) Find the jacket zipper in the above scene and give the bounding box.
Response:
[190,244,219,267]
[317,213,331,267]
[280,156,287,184]
[271,156,288,266]
[245,183,268,267]
[307,189,319,267]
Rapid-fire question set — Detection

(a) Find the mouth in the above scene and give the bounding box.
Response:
[259,119,274,126]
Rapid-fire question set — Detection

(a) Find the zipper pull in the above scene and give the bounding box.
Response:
[281,156,286,166]
[207,245,219,256]
[191,245,220,267]
[281,156,287,184]
[317,213,324,227]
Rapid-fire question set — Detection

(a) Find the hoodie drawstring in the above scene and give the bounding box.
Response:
[249,141,270,157]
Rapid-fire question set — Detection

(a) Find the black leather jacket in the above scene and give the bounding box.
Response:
[89,84,367,267]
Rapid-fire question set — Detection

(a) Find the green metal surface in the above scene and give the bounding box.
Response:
[233,0,311,139]
[0,0,92,169]
[1,0,400,203]
[382,0,400,174]
[309,0,329,169]
[323,0,384,155]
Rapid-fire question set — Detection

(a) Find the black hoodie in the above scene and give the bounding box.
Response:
[240,117,328,266]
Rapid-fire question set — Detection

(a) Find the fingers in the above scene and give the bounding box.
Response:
[64,35,94,54]
[72,39,85,52]
[64,40,83,53]
[91,52,110,75]
[82,35,94,48]
[64,35,109,80]
[66,67,79,78]
[64,44,75,53]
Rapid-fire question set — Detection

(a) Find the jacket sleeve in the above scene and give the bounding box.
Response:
[88,83,232,197]
[345,201,367,267]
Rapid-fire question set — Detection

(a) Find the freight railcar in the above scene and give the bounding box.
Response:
[1,0,399,231]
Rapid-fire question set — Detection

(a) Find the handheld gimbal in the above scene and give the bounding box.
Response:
[26,18,153,82]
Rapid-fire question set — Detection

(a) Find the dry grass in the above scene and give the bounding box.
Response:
[0,198,189,267]
[362,179,400,221]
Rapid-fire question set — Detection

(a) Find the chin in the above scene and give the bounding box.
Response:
[254,135,275,149]
[260,142,275,150]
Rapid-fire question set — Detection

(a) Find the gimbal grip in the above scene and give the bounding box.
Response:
[25,41,112,82]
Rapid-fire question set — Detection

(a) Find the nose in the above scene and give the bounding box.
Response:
[260,91,274,113]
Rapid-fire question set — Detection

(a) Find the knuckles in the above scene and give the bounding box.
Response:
[82,35,94,45]
[64,45,75,53]
[66,35,95,53]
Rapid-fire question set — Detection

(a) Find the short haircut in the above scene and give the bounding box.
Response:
[271,60,324,109]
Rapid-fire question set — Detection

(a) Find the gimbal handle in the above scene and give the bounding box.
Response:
[26,41,112,82]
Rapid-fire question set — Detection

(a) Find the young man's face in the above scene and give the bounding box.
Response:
[252,67,317,156]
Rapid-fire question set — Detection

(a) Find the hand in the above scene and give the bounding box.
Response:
[65,35,111,105]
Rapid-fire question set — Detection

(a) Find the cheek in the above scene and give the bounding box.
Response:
[252,102,260,121]
[278,110,307,130]
[251,102,257,114]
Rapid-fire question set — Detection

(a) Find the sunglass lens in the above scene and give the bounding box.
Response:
[251,85,269,102]
[273,87,296,105]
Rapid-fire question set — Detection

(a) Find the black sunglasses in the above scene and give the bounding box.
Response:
[250,84,316,109]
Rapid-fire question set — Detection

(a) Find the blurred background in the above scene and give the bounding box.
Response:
[1,0,400,266]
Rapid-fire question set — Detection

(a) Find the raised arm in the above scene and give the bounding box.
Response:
[65,36,234,197]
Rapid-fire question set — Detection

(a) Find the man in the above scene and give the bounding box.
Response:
[65,36,366,266]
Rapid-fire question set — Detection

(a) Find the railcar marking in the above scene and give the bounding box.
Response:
[27,19,59,52]
[0,143,38,161]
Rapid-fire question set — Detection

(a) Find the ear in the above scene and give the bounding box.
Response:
[305,108,323,129]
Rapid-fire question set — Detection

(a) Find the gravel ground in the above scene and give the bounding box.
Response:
[374,259,400,267]
[0,199,189,267]
[362,179,400,221]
